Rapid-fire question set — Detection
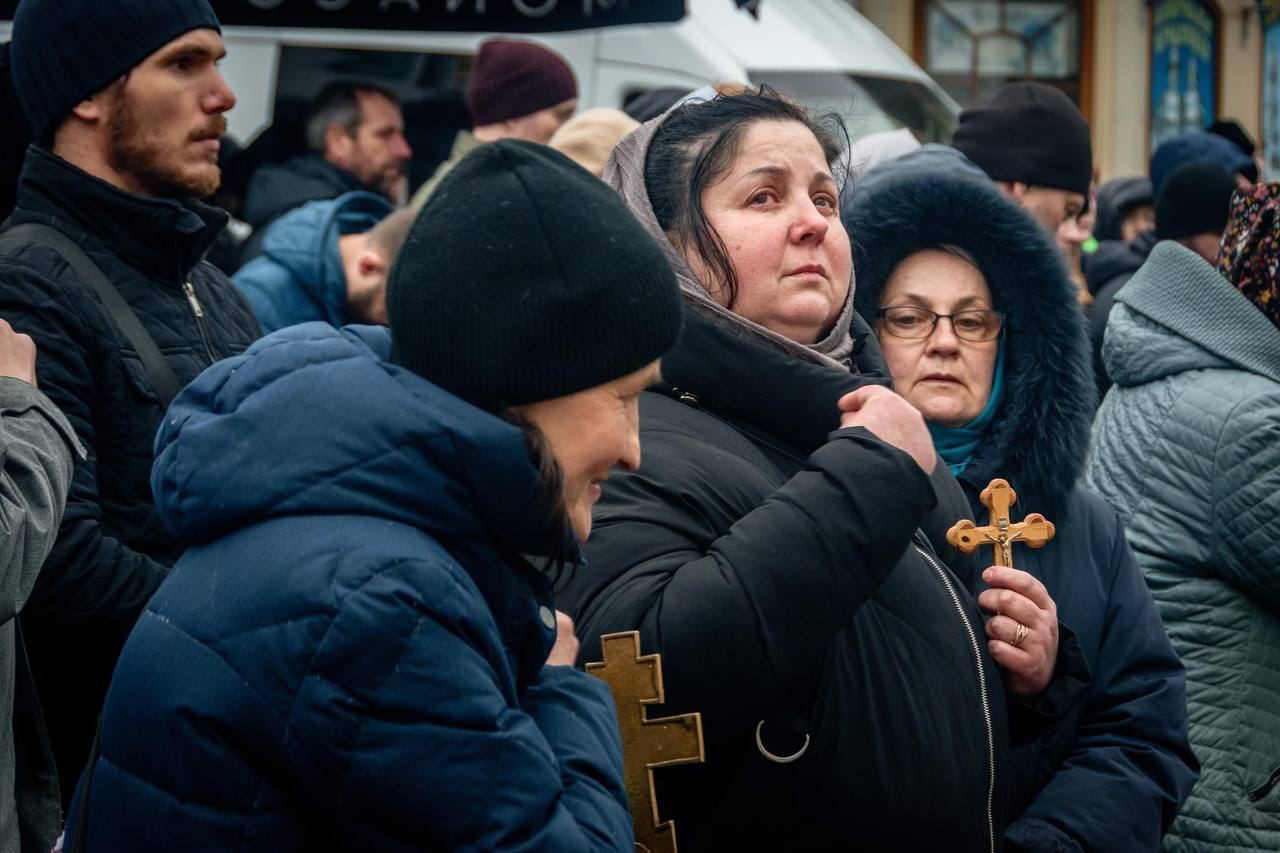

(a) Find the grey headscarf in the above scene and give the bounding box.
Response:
[602,114,857,372]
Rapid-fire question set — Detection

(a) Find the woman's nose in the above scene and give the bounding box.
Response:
[925,316,962,353]
[791,200,829,243]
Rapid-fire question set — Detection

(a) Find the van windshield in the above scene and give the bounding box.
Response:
[748,71,957,144]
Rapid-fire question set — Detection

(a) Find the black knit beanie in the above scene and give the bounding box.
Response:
[1155,161,1237,241]
[10,0,221,142]
[952,82,1093,197]
[387,139,682,410]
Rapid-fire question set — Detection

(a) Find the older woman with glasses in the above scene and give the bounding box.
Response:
[848,166,1198,852]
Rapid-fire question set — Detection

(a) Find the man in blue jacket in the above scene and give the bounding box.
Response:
[233,191,413,333]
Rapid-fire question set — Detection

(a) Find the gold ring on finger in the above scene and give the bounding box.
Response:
[1012,622,1028,648]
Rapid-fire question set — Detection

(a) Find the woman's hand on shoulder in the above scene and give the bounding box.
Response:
[977,566,1059,698]
[836,386,936,474]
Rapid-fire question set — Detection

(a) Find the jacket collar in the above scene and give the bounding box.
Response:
[13,146,228,283]
[657,307,888,455]
[1115,240,1280,384]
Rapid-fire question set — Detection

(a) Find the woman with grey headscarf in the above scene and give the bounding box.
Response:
[557,88,1071,852]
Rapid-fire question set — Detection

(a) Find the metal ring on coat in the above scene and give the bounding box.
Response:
[755,720,810,764]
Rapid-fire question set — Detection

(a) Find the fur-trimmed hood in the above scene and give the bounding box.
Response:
[846,167,1096,520]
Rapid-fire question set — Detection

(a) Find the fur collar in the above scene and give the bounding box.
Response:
[845,165,1096,520]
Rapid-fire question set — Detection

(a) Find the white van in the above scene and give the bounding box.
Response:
[2,0,957,179]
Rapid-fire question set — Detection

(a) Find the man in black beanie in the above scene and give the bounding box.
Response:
[951,81,1093,234]
[0,0,260,825]
[1154,161,1237,265]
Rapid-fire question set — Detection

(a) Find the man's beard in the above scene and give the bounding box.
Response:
[107,93,224,200]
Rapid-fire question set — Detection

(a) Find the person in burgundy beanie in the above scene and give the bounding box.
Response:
[411,39,578,207]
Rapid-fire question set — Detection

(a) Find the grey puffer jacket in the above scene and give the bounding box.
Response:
[1086,240,1280,852]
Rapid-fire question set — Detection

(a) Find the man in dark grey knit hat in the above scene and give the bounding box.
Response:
[952,81,1094,234]
[854,81,1093,239]
[0,0,260,817]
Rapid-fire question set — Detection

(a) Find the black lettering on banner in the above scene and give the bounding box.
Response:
[32,0,690,33]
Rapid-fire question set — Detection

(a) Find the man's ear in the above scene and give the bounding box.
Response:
[325,123,355,164]
[357,249,387,278]
[70,94,106,123]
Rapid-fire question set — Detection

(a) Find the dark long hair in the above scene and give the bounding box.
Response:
[498,409,574,584]
[643,86,849,308]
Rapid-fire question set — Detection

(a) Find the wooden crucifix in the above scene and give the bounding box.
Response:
[946,478,1055,566]
[586,631,705,853]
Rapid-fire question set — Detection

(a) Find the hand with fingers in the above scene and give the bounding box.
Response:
[977,565,1059,698]
[837,385,937,474]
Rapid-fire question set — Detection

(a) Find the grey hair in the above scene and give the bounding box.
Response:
[936,244,980,270]
[304,80,399,153]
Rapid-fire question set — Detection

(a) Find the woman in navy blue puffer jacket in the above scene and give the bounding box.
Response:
[849,163,1199,852]
[64,141,684,852]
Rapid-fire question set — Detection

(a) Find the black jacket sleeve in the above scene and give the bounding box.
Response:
[0,258,168,628]
[571,416,935,730]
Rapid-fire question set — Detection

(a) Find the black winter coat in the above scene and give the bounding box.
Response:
[0,146,260,803]
[1086,229,1157,398]
[559,309,1013,852]
[238,154,364,267]
[849,166,1197,851]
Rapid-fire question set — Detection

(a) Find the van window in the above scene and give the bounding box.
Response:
[748,71,957,144]
[268,46,474,192]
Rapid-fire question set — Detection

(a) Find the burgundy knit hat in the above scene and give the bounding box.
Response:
[467,40,578,126]
[1217,183,1280,329]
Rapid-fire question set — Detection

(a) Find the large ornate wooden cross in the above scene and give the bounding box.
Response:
[946,478,1055,566]
[586,631,705,853]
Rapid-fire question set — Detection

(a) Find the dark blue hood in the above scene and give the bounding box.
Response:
[257,191,391,325]
[1093,177,1153,244]
[846,167,1096,521]
[1150,131,1253,195]
[233,191,391,332]
[152,322,571,558]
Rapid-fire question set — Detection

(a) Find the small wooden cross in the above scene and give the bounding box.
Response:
[586,631,705,853]
[946,478,1055,567]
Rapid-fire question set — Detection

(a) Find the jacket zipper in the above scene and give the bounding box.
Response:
[183,280,216,362]
[915,545,996,853]
[1249,765,1280,802]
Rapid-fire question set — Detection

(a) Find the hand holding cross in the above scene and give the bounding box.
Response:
[947,479,1060,698]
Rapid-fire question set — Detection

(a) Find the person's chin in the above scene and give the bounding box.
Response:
[923,404,976,428]
[569,504,593,543]
[183,163,221,196]
[772,306,839,343]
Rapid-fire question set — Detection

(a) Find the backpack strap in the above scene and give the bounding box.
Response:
[0,223,183,408]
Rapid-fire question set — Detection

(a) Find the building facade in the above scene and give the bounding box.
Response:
[857,0,1266,181]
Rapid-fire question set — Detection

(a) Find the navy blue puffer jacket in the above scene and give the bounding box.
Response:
[65,323,632,852]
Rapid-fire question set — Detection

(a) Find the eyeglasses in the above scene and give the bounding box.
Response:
[876,305,1005,342]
